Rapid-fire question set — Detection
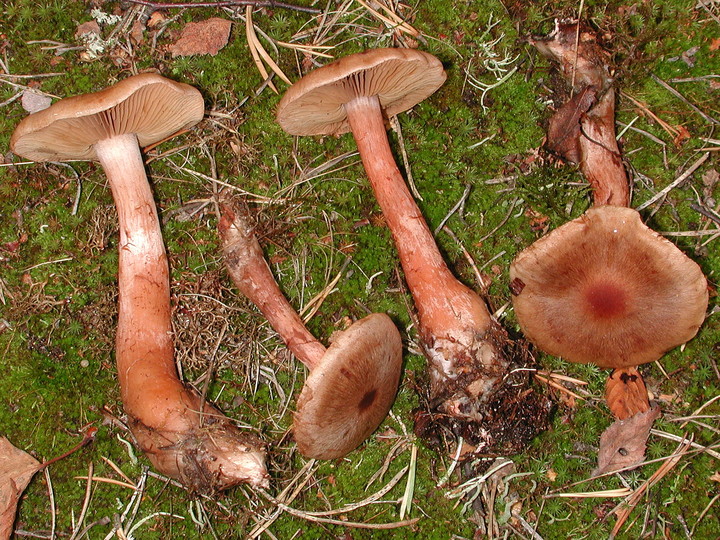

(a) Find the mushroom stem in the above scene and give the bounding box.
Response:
[94,134,268,492]
[579,87,630,207]
[344,95,507,411]
[219,202,403,460]
[532,20,629,207]
[218,205,327,369]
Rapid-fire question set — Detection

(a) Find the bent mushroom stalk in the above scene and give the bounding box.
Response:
[10,74,268,491]
[509,21,708,419]
[218,203,402,459]
[276,48,551,453]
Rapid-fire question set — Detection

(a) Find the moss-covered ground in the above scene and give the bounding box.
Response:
[0,0,718,537]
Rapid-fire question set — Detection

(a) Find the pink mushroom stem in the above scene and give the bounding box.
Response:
[344,95,507,406]
[579,87,630,207]
[96,134,268,491]
[219,206,327,369]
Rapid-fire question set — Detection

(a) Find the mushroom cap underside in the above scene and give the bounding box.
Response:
[276,48,446,136]
[510,206,708,368]
[293,312,403,459]
[10,73,204,162]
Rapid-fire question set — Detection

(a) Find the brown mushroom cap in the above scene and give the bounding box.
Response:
[10,73,203,162]
[276,48,446,136]
[293,313,403,459]
[510,206,708,368]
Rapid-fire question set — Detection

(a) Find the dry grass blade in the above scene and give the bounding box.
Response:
[68,462,93,540]
[679,393,720,428]
[691,493,720,535]
[621,91,681,138]
[534,371,589,402]
[255,464,412,534]
[74,475,137,490]
[649,428,720,460]
[548,488,634,498]
[354,0,419,37]
[244,6,291,91]
[298,257,351,322]
[609,439,692,538]
[636,152,710,210]
[245,6,278,93]
[274,40,334,59]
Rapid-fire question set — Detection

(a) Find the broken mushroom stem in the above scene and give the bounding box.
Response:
[219,203,402,460]
[533,19,629,207]
[218,204,327,368]
[578,86,630,207]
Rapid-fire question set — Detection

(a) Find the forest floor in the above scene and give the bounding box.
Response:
[0,0,719,538]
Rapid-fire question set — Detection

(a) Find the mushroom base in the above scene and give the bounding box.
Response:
[127,394,269,493]
[415,323,553,455]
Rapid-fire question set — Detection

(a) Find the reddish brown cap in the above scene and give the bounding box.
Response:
[276,48,446,136]
[510,206,708,368]
[10,73,203,162]
[293,313,403,459]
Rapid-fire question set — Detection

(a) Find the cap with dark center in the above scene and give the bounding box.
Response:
[510,206,708,368]
[276,47,446,136]
[293,313,402,459]
[10,73,203,161]
[220,204,403,460]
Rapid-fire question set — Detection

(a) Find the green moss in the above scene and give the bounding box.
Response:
[1,0,719,536]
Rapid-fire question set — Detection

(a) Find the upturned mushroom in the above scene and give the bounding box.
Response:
[510,21,708,419]
[10,74,268,491]
[219,203,403,459]
[276,48,550,452]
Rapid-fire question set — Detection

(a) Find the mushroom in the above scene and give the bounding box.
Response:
[10,74,268,491]
[510,21,709,419]
[218,203,402,459]
[511,206,708,368]
[276,48,550,452]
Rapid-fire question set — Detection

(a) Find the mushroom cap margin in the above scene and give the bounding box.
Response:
[293,312,403,459]
[276,48,446,136]
[10,73,204,162]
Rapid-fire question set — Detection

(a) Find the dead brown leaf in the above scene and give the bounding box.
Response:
[169,18,232,58]
[672,124,691,147]
[0,437,41,540]
[546,86,597,163]
[130,19,145,46]
[593,404,661,476]
[702,168,719,200]
[605,367,650,420]
[75,20,100,39]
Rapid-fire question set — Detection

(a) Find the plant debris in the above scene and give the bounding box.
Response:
[0,437,40,540]
[593,404,661,476]
[169,18,232,57]
[605,367,651,420]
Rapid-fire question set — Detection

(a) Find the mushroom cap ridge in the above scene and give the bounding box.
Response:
[276,48,446,137]
[293,312,403,460]
[10,73,204,162]
[510,206,708,369]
